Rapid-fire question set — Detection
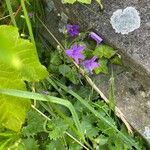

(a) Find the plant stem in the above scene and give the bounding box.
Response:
[20,0,36,48]
[5,0,17,26]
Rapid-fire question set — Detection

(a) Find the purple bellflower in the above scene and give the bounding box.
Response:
[28,12,34,18]
[67,24,79,37]
[89,32,103,45]
[65,44,85,64]
[83,56,99,74]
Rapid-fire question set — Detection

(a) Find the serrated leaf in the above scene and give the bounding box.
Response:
[0,25,48,81]
[48,117,68,140]
[81,118,99,138]
[59,64,79,84]
[98,135,109,146]
[22,110,45,137]
[50,51,62,65]
[94,44,116,59]
[46,139,66,150]
[94,58,108,74]
[22,138,39,150]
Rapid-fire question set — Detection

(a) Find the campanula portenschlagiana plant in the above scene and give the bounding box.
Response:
[65,24,103,74]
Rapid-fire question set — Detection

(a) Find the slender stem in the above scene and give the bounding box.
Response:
[0,13,15,21]
[21,0,36,48]
[36,16,65,51]
[5,0,17,26]
[65,132,90,150]
[31,105,50,121]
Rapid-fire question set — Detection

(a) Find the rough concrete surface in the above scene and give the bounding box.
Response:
[43,0,150,144]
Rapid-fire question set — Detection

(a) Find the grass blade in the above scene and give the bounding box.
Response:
[5,0,17,26]
[0,88,83,139]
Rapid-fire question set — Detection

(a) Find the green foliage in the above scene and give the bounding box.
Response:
[110,54,122,65]
[62,0,103,9]
[59,64,79,84]
[22,110,45,137]
[0,25,48,132]
[94,44,116,59]
[48,117,68,140]
[95,58,108,74]
[63,0,91,4]
[21,138,39,150]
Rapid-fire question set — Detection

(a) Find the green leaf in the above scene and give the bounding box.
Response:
[50,51,62,65]
[98,135,109,146]
[77,0,91,4]
[46,139,66,150]
[0,25,48,81]
[93,44,116,59]
[0,25,48,132]
[62,0,91,4]
[83,49,94,58]
[81,118,99,138]
[22,110,45,137]
[48,117,68,140]
[59,64,79,84]
[62,0,76,4]
[22,138,39,150]
[110,54,122,65]
[0,64,30,131]
[96,0,103,9]
[94,58,108,74]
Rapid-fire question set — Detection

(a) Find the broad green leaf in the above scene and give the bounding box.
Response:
[94,58,108,74]
[0,25,48,81]
[0,63,30,132]
[0,25,48,132]
[93,44,116,59]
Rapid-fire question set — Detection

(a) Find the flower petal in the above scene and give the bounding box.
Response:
[89,32,103,44]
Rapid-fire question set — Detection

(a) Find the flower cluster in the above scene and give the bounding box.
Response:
[65,24,103,74]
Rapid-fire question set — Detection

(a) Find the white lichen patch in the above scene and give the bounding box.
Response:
[110,7,141,34]
[143,126,150,139]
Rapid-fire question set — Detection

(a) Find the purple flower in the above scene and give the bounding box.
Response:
[66,24,79,37]
[89,32,103,45]
[83,56,99,74]
[28,12,34,18]
[65,44,85,64]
